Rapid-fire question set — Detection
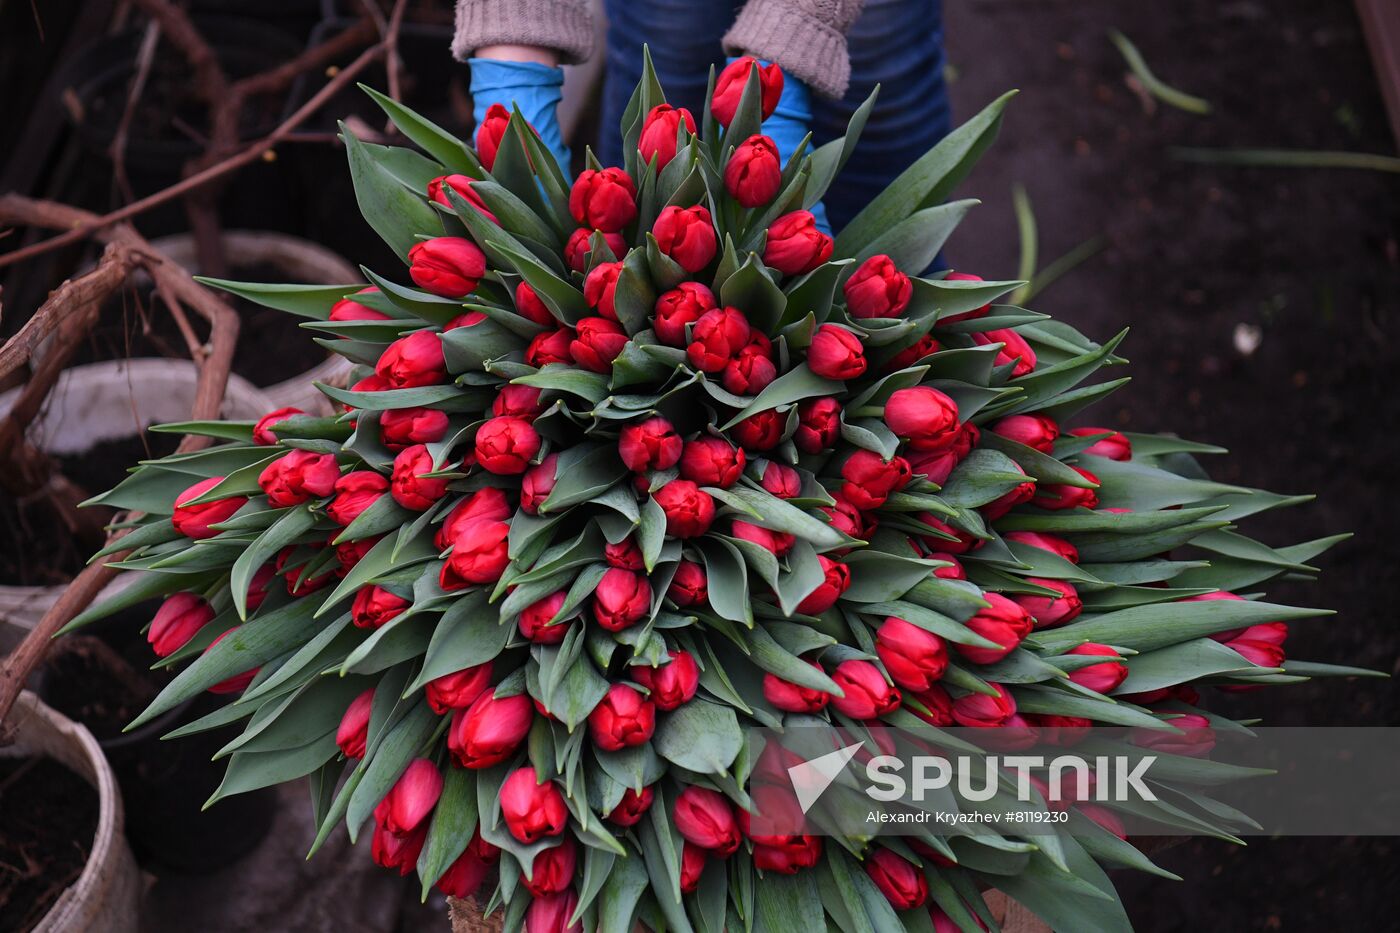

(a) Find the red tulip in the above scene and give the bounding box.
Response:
[952,682,1016,727]
[955,593,1034,665]
[631,651,699,710]
[876,617,948,692]
[336,688,374,759]
[654,480,715,537]
[351,585,410,629]
[888,334,941,371]
[525,890,581,933]
[376,330,447,388]
[376,758,442,837]
[475,416,541,475]
[680,843,707,892]
[520,454,559,515]
[762,211,832,276]
[519,590,571,644]
[711,56,784,127]
[913,513,979,554]
[722,345,777,395]
[390,444,450,511]
[759,462,801,499]
[514,281,556,326]
[808,324,867,380]
[258,449,341,508]
[841,450,912,510]
[379,407,450,452]
[653,281,717,346]
[148,592,213,658]
[492,384,545,422]
[1224,622,1288,669]
[425,662,493,714]
[1031,467,1100,510]
[252,406,303,445]
[436,487,512,550]
[679,437,745,488]
[1011,578,1083,629]
[795,556,850,614]
[204,629,258,694]
[794,397,841,453]
[686,306,750,373]
[435,842,492,898]
[762,667,830,713]
[569,317,628,373]
[639,103,696,169]
[569,167,637,232]
[608,784,655,826]
[409,237,487,298]
[564,227,627,272]
[1004,530,1080,564]
[448,688,533,767]
[276,547,336,596]
[500,767,569,843]
[830,659,900,719]
[604,537,644,570]
[329,287,388,322]
[588,682,656,751]
[1132,713,1216,757]
[884,386,961,451]
[427,173,498,223]
[527,327,576,367]
[1066,643,1129,694]
[929,553,967,580]
[654,204,718,272]
[475,103,510,169]
[334,537,377,575]
[667,559,708,607]
[752,836,821,874]
[865,848,928,910]
[245,563,277,611]
[522,837,577,896]
[1069,426,1132,461]
[731,520,795,557]
[939,271,993,323]
[991,414,1059,454]
[327,471,389,525]
[583,260,623,321]
[908,684,955,727]
[844,255,912,319]
[619,416,683,472]
[674,786,740,854]
[724,134,781,207]
[972,327,1037,377]
[441,518,511,587]
[593,567,652,631]
[980,464,1036,522]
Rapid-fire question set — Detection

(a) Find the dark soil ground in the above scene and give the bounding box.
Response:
[943,0,1400,927]
[0,757,98,932]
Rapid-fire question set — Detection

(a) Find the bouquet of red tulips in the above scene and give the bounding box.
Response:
[74,53,1358,932]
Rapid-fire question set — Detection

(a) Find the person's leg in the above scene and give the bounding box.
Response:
[810,0,950,235]
[598,0,741,167]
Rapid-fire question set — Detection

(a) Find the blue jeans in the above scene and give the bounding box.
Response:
[599,0,950,235]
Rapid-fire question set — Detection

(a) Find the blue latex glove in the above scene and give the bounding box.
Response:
[468,58,571,180]
[728,57,830,234]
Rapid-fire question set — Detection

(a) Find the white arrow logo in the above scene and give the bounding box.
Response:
[787,742,863,813]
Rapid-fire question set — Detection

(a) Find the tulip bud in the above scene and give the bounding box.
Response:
[619,416,683,472]
[762,666,830,713]
[473,416,541,476]
[762,211,832,276]
[521,837,577,897]
[865,848,928,910]
[952,682,1016,727]
[204,629,259,694]
[980,464,1036,522]
[1066,643,1129,694]
[372,820,426,875]
[376,330,447,388]
[475,103,510,169]
[884,386,961,451]
[489,386,544,424]
[724,135,781,207]
[436,487,512,550]
[599,538,642,573]
[686,306,750,373]
[526,890,581,933]
[329,287,388,322]
[876,617,948,692]
[258,449,341,508]
[674,786,740,854]
[654,204,718,272]
[731,520,795,557]
[527,327,575,367]
[679,437,745,488]
[390,444,450,510]
[793,397,840,453]
[1069,426,1132,461]
[907,684,955,727]
[607,784,655,826]
[351,585,410,629]
[172,477,246,539]
[654,281,717,346]
[759,462,801,499]
[425,662,493,714]
[427,173,498,223]
[927,553,967,581]
[516,590,571,644]
[653,480,716,538]
[583,261,623,321]
[722,344,778,395]
[514,281,556,326]
[500,767,569,842]
[593,567,652,631]
[570,167,637,232]
[972,327,1037,377]
[336,688,374,759]
[564,227,628,272]
[588,682,656,751]
[376,758,442,837]
[379,407,450,452]
[840,450,912,510]
[326,471,389,526]
[1132,713,1216,757]
[712,56,784,127]
[913,513,979,554]
[435,843,491,898]
[245,563,277,611]
[1031,466,1100,510]
[631,651,699,711]
[569,316,628,373]
[844,255,912,319]
[639,103,697,169]
[1011,577,1083,629]
[807,324,867,380]
[449,688,533,767]
[887,334,941,372]
[276,546,336,596]
[148,592,214,658]
[991,414,1059,454]
[1004,530,1080,564]
[936,271,993,325]
[955,593,1034,665]
[518,454,560,515]
[441,518,511,587]
[830,659,901,719]
[795,555,850,614]
[667,559,708,606]
[253,406,304,445]
[1224,622,1288,669]
[408,237,487,298]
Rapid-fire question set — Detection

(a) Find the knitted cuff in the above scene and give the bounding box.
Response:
[451,0,595,65]
[723,1,851,98]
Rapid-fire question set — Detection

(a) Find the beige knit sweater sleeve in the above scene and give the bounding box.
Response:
[724,0,866,98]
[451,0,595,65]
